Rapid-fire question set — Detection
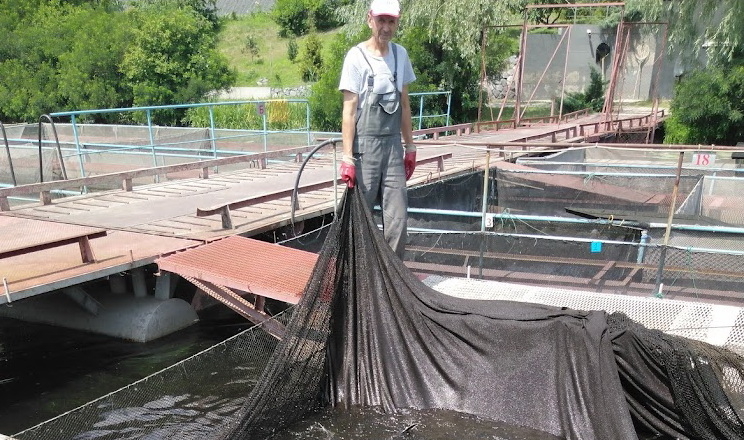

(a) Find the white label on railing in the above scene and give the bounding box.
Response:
[691,152,716,166]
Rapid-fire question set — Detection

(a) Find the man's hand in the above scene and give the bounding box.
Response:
[404,144,416,180]
[340,157,356,188]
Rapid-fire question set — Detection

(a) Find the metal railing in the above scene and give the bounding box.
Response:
[410,91,452,130]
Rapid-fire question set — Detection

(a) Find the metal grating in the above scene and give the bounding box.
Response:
[156,236,317,304]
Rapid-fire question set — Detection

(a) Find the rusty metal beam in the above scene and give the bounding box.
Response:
[0,230,107,262]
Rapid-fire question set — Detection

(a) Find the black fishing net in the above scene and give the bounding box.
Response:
[214,188,744,440]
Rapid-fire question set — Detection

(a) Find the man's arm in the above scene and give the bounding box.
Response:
[341,90,359,158]
[400,84,414,145]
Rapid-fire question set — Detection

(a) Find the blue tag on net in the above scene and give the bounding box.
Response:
[590,241,602,253]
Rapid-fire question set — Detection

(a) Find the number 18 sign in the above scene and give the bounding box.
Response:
[691,152,716,166]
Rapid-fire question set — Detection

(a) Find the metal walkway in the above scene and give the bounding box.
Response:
[0,111,665,305]
[155,235,318,338]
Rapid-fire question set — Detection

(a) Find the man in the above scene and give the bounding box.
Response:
[338,0,416,259]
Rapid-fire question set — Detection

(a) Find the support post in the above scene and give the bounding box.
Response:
[131,268,148,298]
[155,271,178,300]
[110,274,127,294]
[655,151,684,297]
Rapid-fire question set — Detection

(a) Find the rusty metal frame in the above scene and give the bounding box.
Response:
[480,2,662,132]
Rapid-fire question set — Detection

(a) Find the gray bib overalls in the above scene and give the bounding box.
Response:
[353,44,407,259]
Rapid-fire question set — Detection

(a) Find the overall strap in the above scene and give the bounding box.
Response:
[392,43,398,90]
[357,43,399,91]
[357,46,375,92]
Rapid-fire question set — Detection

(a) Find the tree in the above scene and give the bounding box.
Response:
[287,38,299,62]
[272,0,345,37]
[309,32,357,131]
[0,0,235,123]
[120,4,235,122]
[0,1,125,121]
[135,0,220,29]
[56,7,133,114]
[624,0,743,66]
[243,34,261,61]
[337,0,522,69]
[298,33,324,82]
[664,66,744,146]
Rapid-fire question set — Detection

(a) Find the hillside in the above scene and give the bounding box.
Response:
[217,13,342,88]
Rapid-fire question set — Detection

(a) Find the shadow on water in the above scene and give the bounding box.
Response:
[0,310,254,435]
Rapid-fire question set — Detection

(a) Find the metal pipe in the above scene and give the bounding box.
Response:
[146,110,158,182]
[332,142,338,217]
[70,114,86,180]
[558,26,571,120]
[637,229,649,263]
[407,207,744,235]
[515,20,528,126]
[261,102,268,152]
[497,169,684,178]
[290,138,342,227]
[417,139,742,150]
[480,150,491,232]
[1,122,17,186]
[306,101,312,148]
[407,227,744,256]
[478,150,493,277]
[38,114,68,182]
[647,22,668,144]
[3,277,10,303]
[418,95,424,130]
[477,27,487,123]
[516,159,736,173]
[208,106,217,158]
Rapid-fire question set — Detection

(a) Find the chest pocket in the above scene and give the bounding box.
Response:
[373,74,399,114]
[359,45,399,115]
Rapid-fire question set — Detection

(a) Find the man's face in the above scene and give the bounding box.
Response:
[368,14,399,43]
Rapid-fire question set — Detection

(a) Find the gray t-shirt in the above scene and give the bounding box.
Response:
[338,42,416,111]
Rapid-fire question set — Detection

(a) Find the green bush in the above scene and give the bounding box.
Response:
[184,101,307,130]
[299,33,323,82]
[271,0,345,37]
[664,66,744,145]
[287,37,299,62]
[309,32,355,131]
[559,66,605,114]
[272,0,308,37]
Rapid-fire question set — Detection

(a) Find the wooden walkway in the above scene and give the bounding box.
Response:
[0,111,663,303]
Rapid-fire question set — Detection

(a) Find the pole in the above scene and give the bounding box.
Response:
[654,151,684,297]
[479,150,491,277]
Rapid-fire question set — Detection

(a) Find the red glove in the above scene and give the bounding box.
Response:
[340,161,356,188]
[404,151,416,180]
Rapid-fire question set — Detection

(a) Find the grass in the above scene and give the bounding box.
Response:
[217,13,342,88]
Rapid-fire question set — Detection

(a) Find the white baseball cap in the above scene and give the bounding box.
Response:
[369,0,400,17]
